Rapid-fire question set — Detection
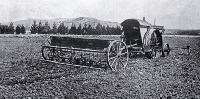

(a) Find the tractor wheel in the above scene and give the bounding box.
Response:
[107,41,129,71]
[41,46,55,61]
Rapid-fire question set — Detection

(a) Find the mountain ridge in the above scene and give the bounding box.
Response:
[2,17,120,30]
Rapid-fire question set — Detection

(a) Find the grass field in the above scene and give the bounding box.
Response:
[0,35,199,98]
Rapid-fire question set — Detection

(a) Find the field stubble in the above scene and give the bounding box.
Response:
[0,35,199,98]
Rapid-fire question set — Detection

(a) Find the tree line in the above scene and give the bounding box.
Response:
[30,20,122,35]
[0,22,26,34]
[0,20,122,35]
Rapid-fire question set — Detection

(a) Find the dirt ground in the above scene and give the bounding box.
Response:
[0,35,199,98]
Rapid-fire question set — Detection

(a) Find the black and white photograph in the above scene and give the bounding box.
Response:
[0,0,199,98]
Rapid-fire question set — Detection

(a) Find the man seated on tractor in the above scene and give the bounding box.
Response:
[121,19,143,47]
[154,29,163,46]
[122,26,143,47]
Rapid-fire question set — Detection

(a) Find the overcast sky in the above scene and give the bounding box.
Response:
[0,0,200,29]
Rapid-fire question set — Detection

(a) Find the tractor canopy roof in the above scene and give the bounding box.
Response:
[121,19,152,28]
[121,18,164,30]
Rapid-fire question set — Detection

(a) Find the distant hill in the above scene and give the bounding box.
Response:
[165,29,200,35]
[3,17,120,30]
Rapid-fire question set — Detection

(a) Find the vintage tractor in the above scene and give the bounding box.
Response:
[41,18,189,70]
[121,18,171,59]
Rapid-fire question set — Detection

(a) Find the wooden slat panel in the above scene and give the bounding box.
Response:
[50,36,110,50]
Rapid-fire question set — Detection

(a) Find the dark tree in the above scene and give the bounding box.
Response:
[95,23,102,35]
[52,22,57,34]
[15,25,21,34]
[37,21,43,34]
[116,26,122,35]
[76,24,83,35]
[82,24,88,35]
[106,26,112,35]
[69,24,78,35]
[1,25,4,34]
[57,22,66,34]
[0,25,5,34]
[3,25,9,34]
[65,26,69,34]
[102,25,107,35]
[21,25,26,34]
[0,24,2,34]
[8,22,15,34]
[69,23,76,34]
[30,20,37,34]
[42,21,50,34]
[87,24,93,35]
